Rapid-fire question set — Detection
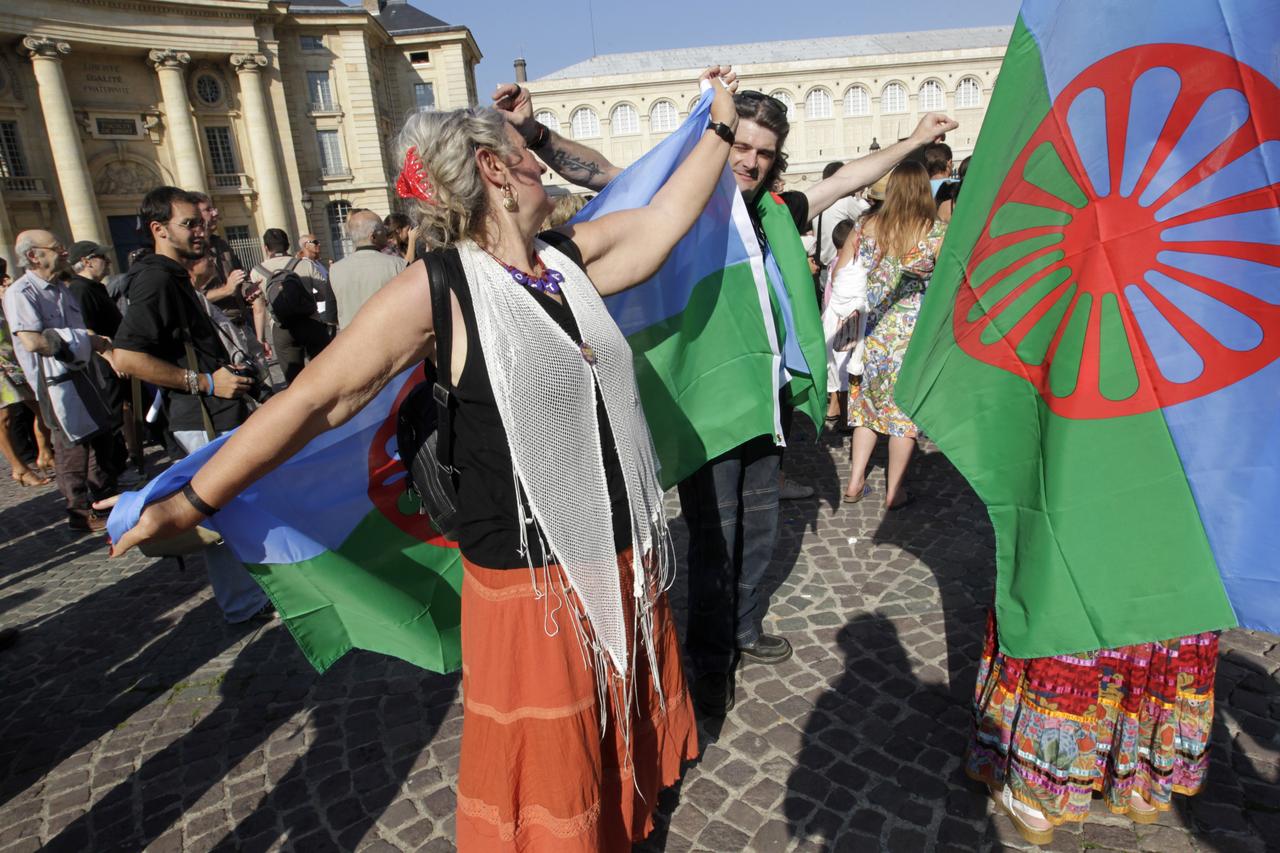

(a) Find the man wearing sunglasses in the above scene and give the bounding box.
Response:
[494,80,956,716]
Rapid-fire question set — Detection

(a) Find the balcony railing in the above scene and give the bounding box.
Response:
[211,173,252,193]
[1,176,46,194]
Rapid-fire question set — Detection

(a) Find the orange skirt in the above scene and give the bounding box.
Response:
[455,550,698,852]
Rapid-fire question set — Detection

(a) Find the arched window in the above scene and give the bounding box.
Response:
[843,86,870,117]
[534,110,560,133]
[650,100,678,133]
[804,88,832,119]
[570,106,600,139]
[327,200,352,260]
[919,80,945,111]
[769,90,795,120]
[956,77,983,108]
[881,81,907,114]
[610,103,639,136]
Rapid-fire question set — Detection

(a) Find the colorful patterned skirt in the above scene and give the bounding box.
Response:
[455,550,698,851]
[965,611,1216,825]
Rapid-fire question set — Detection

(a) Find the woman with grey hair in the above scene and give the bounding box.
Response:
[111,67,741,849]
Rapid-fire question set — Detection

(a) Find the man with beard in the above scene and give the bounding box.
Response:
[107,186,269,623]
[4,230,117,531]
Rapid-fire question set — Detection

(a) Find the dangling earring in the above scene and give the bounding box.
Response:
[501,183,518,212]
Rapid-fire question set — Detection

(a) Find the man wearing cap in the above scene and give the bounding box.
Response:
[494,80,957,715]
[4,230,119,532]
[66,241,122,338]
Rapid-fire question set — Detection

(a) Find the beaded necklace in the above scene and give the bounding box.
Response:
[484,248,565,295]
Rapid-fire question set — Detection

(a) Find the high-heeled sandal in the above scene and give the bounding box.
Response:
[1126,791,1159,824]
[991,785,1054,846]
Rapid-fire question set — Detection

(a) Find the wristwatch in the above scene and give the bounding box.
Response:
[706,120,735,146]
[528,122,550,150]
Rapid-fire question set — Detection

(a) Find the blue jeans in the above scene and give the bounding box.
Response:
[173,429,270,623]
[677,434,782,676]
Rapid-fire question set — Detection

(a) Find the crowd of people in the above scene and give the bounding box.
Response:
[4,63,1220,852]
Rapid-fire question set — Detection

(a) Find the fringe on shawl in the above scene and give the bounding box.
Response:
[459,239,677,772]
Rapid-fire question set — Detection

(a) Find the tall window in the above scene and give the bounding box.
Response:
[882,82,908,114]
[843,86,870,117]
[956,77,983,108]
[610,104,639,136]
[414,82,435,110]
[204,126,236,175]
[919,80,945,111]
[0,121,29,177]
[534,110,560,132]
[317,130,346,176]
[650,100,678,133]
[769,90,795,120]
[570,107,600,139]
[327,200,352,259]
[805,88,833,119]
[308,71,335,110]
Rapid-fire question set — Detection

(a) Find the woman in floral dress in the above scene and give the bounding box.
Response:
[842,161,944,509]
[0,260,55,486]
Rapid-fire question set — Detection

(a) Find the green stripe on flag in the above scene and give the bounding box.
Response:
[248,509,463,673]
[627,262,781,489]
[896,18,1236,658]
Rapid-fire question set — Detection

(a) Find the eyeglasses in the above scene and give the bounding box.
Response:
[29,244,65,253]
[303,240,319,246]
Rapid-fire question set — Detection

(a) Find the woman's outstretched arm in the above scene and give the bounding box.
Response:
[558,66,740,297]
[111,262,435,555]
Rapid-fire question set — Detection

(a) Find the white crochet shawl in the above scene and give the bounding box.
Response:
[455,238,674,712]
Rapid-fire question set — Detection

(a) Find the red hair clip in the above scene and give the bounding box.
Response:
[396,146,436,205]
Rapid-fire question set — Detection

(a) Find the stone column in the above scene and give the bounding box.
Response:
[21,36,105,244]
[0,186,15,272]
[230,52,291,232]
[148,49,207,194]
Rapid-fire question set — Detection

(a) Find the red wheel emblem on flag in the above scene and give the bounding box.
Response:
[367,365,452,546]
[954,45,1280,419]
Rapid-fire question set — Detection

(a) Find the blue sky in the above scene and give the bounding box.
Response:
[416,0,1023,100]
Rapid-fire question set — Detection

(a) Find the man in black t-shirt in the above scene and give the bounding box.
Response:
[108,186,269,624]
[494,80,958,715]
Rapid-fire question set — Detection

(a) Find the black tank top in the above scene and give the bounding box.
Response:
[432,234,633,568]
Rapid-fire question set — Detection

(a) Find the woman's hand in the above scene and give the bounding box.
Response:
[94,491,205,557]
[701,66,739,130]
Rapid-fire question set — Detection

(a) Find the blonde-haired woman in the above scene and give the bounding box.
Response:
[841,161,945,509]
[111,68,740,851]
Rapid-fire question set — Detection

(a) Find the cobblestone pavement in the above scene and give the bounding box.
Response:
[1,425,1276,853]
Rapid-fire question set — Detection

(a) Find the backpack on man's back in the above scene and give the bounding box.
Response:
[253,259,317,326]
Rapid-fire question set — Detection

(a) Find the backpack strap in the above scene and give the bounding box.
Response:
[422,251,455,473]
[285,258,301,273]
[537,229,586,272]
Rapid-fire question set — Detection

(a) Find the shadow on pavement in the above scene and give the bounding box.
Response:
[41,626,459,851]
[0,556,233,811]
[783,612,992,850]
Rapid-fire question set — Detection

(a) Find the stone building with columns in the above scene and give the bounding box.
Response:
[526,26,1010,195]
[0,0,480,270]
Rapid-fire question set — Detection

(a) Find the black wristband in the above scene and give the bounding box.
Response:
[529,122,550,150]
[181,482,220,516]
[706,120,736,146]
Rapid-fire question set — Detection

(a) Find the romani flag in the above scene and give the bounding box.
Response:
[107,89,826,673]
[107,370,464,673]
[589,86,827,488]
[896,0,1280,658]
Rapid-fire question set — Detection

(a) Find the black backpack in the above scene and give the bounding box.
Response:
[394,250,461,540]
[253,259,317,325]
